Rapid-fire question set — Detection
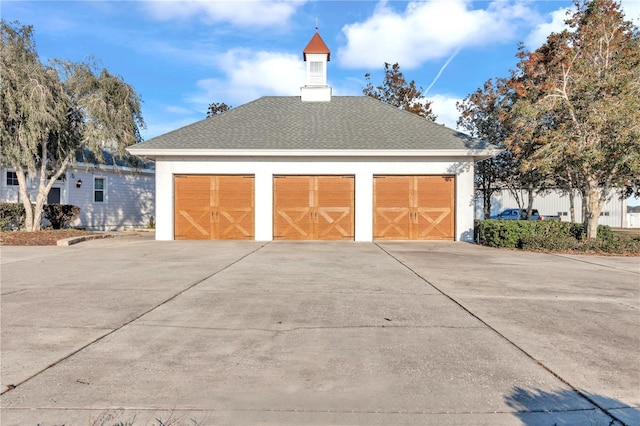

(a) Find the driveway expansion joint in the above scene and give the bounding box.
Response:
[0,242,270,397]
[374,243,628,426]
[551,252,640,275]
[0,406,612,416]
[133,324,486,333]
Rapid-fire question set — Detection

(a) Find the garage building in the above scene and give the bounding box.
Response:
[129,33,496,242]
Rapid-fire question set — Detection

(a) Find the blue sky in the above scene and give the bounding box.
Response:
[3,0,639,141]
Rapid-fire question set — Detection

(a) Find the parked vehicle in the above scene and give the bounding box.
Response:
[490,208,542,220]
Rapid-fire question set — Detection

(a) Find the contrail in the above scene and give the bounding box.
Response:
[425,48,460,95]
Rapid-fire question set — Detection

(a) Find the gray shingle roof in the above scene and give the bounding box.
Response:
[132,96,488,151]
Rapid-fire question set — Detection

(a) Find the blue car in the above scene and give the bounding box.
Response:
[491,208,541,220]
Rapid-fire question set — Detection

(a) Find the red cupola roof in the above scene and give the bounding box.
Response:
[303,32,330,61]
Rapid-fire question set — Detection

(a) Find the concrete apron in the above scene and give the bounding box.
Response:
[1,239,638,425]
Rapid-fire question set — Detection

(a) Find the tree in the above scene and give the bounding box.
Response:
[0,21,144,231]
[505,0,640,238]
[457,78,551,219]
[363,62,437,121]
[206,101,231,118]
[458,78,513,218]
[623,178,640,199]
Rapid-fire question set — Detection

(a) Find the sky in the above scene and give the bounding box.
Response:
[4,0,639,139]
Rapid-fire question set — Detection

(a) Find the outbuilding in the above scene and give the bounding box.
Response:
[129,33,497,242]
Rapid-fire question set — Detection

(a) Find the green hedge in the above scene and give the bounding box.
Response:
[0,203,26,231]
[0,203,80,230]
[43,204,80,229]
[475,220,639,254]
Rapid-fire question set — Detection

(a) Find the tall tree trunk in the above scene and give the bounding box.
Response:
[566,172,576,223]
[569,191,576,223]
[526,184,534,219]
[483,194,492,219]
[584,181,605,239]
[482,180,495,219]
[30,197,46,232]
[581,191,588,228]
[14,166,36,231]
[13,153,70,231]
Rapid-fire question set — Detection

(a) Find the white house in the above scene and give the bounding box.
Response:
[128,32,497,242]
[1,151,155,230]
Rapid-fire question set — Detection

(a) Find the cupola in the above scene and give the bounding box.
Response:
[301,32,332,102]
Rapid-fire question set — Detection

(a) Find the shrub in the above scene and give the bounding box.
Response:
[577,234,640,254]
[42,204,80,229]
[595,224,615,242]
[475,220,639,254]
[519,234,579,251]
[476,220,523,247]
[0,203,26,230]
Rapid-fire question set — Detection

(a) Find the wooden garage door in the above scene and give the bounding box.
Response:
[174,175,254,240]
[273,176,354,240]
[373,175,454,240]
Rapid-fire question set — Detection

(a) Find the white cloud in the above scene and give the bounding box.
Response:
[143,0,305,27]
[524,7,571,50]
[337,0,535,69]
[428,94,463,130]
[188,49,305,108]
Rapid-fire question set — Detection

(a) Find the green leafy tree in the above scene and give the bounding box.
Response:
[458,78,513,218]
[457,78,551,219]
[0,21,144,231]
[505,0,640,238]
[363,62,437,121]
[206,101,231,118]
[623,178,639,199]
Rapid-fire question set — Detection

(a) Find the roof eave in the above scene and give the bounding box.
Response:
[126,148,500,160]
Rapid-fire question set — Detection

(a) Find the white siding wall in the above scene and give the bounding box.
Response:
[1,166,155,230]
[155,157,476,242]
[627,213,640,228]
[67,169,155,230]
[476,189,629,227]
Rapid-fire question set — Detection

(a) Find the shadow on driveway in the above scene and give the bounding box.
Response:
[505,387,638,426]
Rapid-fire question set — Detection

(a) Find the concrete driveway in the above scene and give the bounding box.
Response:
[1,237,638,425]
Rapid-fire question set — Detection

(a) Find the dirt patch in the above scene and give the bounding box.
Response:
[0,229,95,246]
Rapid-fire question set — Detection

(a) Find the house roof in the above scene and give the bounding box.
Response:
[75,148,155,170]
[303,32,330,61]
[128,96,494,157]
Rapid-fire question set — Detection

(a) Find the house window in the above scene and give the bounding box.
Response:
[309,61,323,84]
[94,177,106,203]
[6,171,18,186]
[600,211,610,217]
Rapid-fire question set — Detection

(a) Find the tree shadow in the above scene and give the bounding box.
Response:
[505,387,637,426]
